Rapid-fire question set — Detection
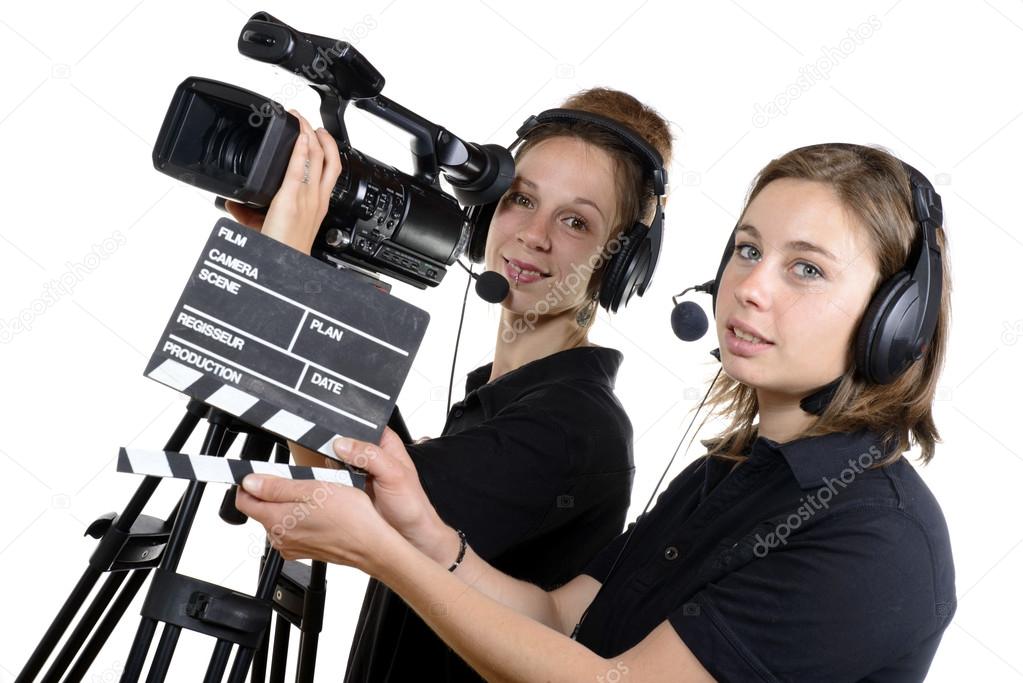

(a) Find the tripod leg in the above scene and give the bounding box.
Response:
[31,475,165,682]
[295,561,327,683]
[203,640,233,683]
[219,431,280,526]
[119,479,207,683]
[160,412,233,574]
[120,618,157,683]
[20,404,206,683]
[144,625,181,683]
[227,442,290,683]
[37,572,127,683]
[267,615,290,683]
[122,414,232,683]
[225,550,285,683]
[250,626,269,683]
[16,566,105,682]
[65,569,150,682]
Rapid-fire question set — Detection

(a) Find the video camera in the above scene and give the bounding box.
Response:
[152,11,514,289]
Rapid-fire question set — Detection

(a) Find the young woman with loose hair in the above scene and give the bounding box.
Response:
[701,143,952,468]
[238,140,955,680]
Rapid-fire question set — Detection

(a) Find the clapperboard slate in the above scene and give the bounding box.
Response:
[117,448,363,488]
[141,218,430,464]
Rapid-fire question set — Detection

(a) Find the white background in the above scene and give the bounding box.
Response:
[0,1,1019,680]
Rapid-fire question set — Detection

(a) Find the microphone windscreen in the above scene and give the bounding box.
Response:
[475,271,510,303]
[671,301,709,341]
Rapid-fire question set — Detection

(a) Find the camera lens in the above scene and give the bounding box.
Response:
[205,120,262,177]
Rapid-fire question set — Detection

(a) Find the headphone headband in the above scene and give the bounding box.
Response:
[514,109,668,195]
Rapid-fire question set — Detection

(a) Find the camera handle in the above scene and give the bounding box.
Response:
[237,12,514,205]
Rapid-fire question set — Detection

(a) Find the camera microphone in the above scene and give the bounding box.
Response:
[670,280,714,341]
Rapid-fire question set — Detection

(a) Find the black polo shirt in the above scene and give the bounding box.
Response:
[345,346,635,682]
[578,428,956,682]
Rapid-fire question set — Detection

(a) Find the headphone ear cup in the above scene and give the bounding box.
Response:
[855,272,912,384]
[599,222,646,312]
[467,202,498,264]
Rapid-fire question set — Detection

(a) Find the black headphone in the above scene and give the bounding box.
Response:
[707,143,944,385]
[465,108,668,313]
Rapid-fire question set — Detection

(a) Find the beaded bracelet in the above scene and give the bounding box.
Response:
[447,529,468,572]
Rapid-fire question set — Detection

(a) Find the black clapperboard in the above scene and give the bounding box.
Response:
[141,218,430,464]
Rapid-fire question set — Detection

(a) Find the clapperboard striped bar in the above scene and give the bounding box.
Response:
[117,448,366,489]
[146,360,349,460]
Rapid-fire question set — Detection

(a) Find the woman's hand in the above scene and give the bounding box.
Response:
[223,201,266,231]
[224,109,341,254]
[333,428,461,566]
[235,473,397,574]
[236,428,459,571]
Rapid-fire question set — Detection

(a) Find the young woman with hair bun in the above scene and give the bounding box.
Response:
[227,87,675,681]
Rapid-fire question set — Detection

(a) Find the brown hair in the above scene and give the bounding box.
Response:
[513,88,674,306]
[698,144,952,467]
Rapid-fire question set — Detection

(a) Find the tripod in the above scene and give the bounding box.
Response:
[16,399,334,682]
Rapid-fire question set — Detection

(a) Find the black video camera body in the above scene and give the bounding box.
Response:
[152,12,514,289]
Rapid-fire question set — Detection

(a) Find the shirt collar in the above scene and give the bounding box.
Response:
[753,427,894,490]
[462,346,622,416]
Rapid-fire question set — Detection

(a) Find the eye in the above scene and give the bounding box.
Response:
[736,244,822,282]
[734,243,760,260]
[504,191,534,209]
[563,215,588,231]
[793,262,824,280]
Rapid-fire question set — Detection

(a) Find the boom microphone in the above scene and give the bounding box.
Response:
[474,270,510,303]
[671,301,708,341]
[455,260,509,303]
[670,280,715,341]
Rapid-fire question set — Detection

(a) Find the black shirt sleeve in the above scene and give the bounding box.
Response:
[408,391,576,559]
[584,456,708,583]
[670,506,947,682]
[582,525,631,583]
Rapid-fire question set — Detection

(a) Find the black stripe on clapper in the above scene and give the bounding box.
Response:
[292,465,315,480]
[190,374,225,402]
[167,451,196,480]
[239,399,279,429]
[228,458,255,484]
[117,448,132,474]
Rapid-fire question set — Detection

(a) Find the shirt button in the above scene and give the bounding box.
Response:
[664,546,680,561]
